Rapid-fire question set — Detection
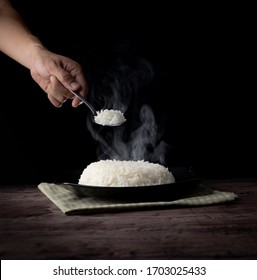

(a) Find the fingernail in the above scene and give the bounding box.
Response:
[70,82,80,89]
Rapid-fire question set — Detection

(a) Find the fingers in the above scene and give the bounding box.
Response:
[47,76,74,107]
[31,52,88,108]
[49,70,88,108]
[47,95,67,108]
[50,57,88,97]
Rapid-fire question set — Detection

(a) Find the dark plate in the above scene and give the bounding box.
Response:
[62,167,202,202]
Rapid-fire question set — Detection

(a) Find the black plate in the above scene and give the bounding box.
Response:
[62,167,202,202]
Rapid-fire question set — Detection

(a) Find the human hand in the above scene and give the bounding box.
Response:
[30,47,88,107]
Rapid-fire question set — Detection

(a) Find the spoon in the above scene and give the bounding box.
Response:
[69,90,97,116]
[69,90,126,127]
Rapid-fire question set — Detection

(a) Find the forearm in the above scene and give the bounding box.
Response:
[0,0,45,69]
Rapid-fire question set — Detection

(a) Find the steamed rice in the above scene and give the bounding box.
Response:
[78,159,175,187]
[94,109,126,126]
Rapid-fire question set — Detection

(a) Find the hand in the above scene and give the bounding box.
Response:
[30,47,88,107]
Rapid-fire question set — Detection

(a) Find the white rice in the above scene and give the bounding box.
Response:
[78,159,175,187]
[94,109,126,126]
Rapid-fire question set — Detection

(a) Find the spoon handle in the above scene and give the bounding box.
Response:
[69,90,97,116]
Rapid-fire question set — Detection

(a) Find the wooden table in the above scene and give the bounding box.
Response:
[0,178,257,260]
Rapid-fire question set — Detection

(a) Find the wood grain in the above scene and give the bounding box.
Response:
[0,178,257,260]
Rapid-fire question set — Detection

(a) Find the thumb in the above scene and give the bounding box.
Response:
[51,67,80,91]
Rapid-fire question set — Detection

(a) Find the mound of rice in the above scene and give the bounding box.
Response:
[78,159,175,187]
[94,109,126,126]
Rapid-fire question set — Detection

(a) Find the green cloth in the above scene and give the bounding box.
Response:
[38,182,238,215]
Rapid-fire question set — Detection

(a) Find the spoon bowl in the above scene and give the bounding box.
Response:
[69,90,126,127]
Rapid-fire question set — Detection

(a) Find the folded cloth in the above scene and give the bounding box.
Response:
[38,182,238,215]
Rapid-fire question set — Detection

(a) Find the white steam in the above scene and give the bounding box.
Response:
[86,58,170,165]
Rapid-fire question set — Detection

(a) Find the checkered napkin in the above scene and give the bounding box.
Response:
[38,182,238,215]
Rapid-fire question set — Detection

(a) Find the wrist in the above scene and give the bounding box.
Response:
[26,38,47,69]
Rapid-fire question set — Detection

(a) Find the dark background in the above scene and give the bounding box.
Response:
[0,1,255,183]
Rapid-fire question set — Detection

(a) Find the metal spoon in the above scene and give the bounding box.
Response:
[69,90,97,116]
[69,90,126,127]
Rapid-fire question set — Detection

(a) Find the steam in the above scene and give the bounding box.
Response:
[86,57,170,165]
[129,104,169,164]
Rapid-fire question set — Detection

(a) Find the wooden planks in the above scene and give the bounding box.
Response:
[0,178,257,260]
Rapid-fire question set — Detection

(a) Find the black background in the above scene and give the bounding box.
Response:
[0,1,255,183]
